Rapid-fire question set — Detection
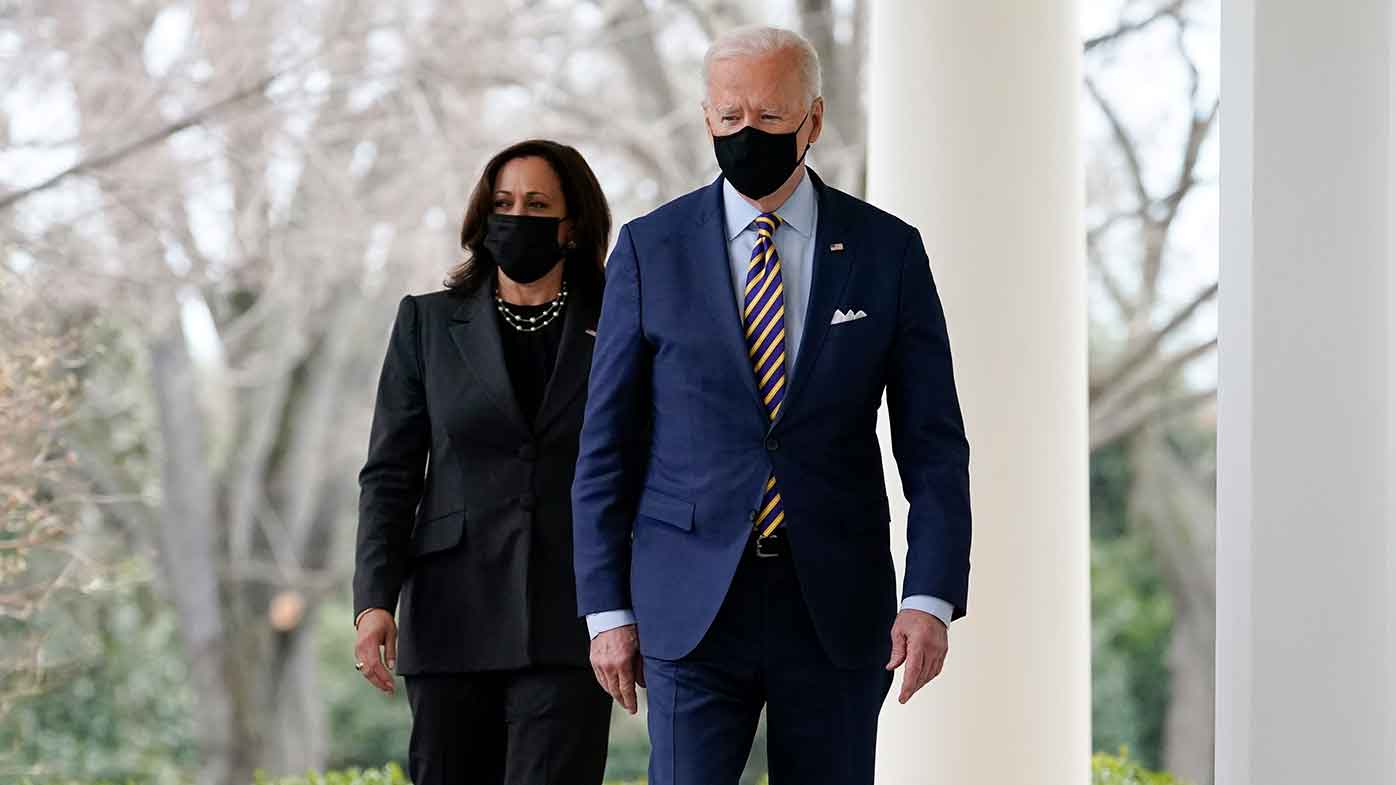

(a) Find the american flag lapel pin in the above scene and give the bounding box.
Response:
[829,242,845,252]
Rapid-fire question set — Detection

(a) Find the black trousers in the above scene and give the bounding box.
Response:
[403,666,612,785]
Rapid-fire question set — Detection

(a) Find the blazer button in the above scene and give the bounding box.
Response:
[748,509,757,522]
[764,436,780,452]
[517,492,536,511]
[517,443,537,461]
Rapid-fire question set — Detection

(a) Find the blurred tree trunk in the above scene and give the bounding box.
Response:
[604,0,700,191]
[798,0,866,195]
[1129,428,1216,783]
[1164,594,1215,781]
[48,1,391,778]
[149,325,256,785]
[57,7,252,781]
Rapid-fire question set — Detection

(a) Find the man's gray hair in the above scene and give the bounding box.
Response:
[703,25,822,105]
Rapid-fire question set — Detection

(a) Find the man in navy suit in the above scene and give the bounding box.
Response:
[572,24,971,785]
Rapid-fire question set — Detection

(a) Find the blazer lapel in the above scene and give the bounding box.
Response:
[688,177,767,416]
[532,278,602,435]
[448,284,530,437]
[776,170,856,427]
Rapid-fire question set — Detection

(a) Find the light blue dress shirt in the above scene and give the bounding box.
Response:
[586,171,953,638]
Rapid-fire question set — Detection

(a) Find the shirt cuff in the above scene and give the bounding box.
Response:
[586,609,637,639]
[901,595,954,628]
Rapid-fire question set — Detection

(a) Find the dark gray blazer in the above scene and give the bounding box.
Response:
[353,275,601,673]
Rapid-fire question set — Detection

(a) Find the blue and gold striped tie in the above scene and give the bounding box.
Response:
[743,212,787,539]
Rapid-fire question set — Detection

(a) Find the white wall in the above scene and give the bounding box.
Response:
[1218,1,1396,782]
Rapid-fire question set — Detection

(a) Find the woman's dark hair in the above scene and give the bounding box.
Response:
[446,139,611,294]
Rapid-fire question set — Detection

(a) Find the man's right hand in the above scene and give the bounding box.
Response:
[354,608,398,696]
[590,624,644,714]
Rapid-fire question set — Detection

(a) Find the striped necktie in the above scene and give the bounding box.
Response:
[742,212,787,539]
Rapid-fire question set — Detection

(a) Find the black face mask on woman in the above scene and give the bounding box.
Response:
[712,111,811,200]
[482,214,568,284]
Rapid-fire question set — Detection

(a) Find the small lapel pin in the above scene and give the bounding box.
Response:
[585,328,597,337]
[829,242,845,252]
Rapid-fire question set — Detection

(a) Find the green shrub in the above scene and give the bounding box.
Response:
[1091,749,1190,785]
[236,767,688,785]
[1090,440,1174,768]
[251,764,411,785]
[247,767,650,785]
[22,750,1181,785]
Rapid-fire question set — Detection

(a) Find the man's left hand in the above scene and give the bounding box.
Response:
[885,609,948,704]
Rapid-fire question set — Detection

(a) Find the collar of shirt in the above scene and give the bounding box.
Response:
[722,168,816,242]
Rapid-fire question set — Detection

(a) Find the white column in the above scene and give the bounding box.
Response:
[1218,2,1396,783]
[866,3,1090,784]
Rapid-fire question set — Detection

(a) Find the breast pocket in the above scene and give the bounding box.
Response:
[830,307,896,366]
[826,314,878,339]
[411,508,465,556]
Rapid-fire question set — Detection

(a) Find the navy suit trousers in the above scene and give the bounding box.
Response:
[643,539,894,785]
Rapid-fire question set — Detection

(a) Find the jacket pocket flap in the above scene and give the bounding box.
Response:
[411,508,465,556]
[636,487,694,531]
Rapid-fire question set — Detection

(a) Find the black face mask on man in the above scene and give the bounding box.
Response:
[482,214,568,284]
[712,110,811,200]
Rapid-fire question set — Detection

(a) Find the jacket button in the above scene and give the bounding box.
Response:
[748,509,757,522]
[517,443,537,461]
[765,436,780,451]
[518,492,535,511]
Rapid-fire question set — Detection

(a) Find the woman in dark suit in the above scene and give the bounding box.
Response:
[352,139,613,785]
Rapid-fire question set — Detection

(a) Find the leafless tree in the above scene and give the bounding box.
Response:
[1085,2,1218,782]
[1,2,867,782]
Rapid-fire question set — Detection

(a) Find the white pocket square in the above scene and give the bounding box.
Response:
[831,309,868,325]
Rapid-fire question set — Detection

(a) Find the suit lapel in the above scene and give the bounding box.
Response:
[688,178,768,415]
[775,170,856,428]
[532,277,601,435]
[448,284,530,437]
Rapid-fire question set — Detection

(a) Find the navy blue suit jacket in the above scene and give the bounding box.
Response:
[572,170,971,668]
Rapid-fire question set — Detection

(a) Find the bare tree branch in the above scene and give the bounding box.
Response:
[0,70,288,212]
[1085,76,1152,213]
[1087,212,1144,319]
[1094,336,1217,424]
[1091,387,1215,451]
[1091,282,1217,400]
[1083,0,1185,52]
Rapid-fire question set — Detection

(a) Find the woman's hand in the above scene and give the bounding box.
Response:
[590,624,644,714]
[354,609,399,695]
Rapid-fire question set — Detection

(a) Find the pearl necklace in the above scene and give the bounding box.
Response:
[495,281,568,333]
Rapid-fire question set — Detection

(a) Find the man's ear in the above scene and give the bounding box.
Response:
[807,97,826,146]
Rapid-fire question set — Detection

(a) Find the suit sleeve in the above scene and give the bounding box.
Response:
[886,229,972,619]
[572,223,653,617]
[353,294,430,621]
